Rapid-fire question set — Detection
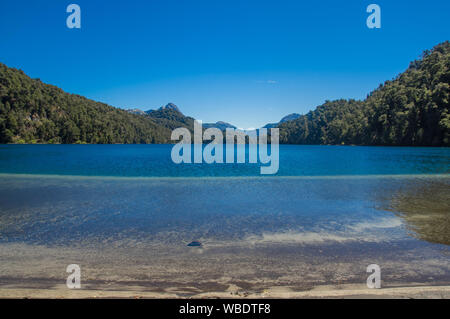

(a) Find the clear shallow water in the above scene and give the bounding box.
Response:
[0,145,449,293]
[0,176,404,245]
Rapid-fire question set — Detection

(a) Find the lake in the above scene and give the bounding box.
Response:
[0,145,449,297]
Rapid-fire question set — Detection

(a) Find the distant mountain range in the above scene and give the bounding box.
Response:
[128,104,237,131]
[0,41,448,145]
[128,103,184,117]
[203,121,237,130]
[128,103,296,131]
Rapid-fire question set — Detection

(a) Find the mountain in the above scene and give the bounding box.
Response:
[263,123,277,129]
[1,41,448,145]
[280,113,301,123]
[0,63,172,144]
[129,104,237,132]
[155,103,181,113]
[279,41,450,146]
[203,121,237,130]
[127,108,146,115]
[126,104,184,117]
[143,103,195,132]
[263,113,301,129]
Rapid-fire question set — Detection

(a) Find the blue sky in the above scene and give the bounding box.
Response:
[0,0,449,128]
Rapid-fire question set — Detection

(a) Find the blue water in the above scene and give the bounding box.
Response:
[0,145,449,292]
[0,144,448,247]
[0,144,449,177]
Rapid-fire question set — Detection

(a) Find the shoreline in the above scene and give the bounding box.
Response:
[1,284,449,299]
[0,172,449,181]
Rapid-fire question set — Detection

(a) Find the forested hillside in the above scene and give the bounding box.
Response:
[0,41,449,145]
[279,41,450,146]
[145,104,195,132]
[0,64,172,144]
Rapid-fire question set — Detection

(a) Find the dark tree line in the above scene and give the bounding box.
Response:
[279,41,450,146]
[0,64,174,144]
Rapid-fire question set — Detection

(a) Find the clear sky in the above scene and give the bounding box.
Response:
[0,0,449,128]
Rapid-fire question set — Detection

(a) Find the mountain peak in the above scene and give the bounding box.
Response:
[159,103,181,112]
[280,113,301,123]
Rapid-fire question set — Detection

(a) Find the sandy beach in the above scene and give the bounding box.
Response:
[1,284,449,299]
[1,239,449,299]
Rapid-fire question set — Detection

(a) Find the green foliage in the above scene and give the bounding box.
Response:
[0,64,173,144]
[279,41,450,146]
[0,41,449,146]
[146,107,195,132]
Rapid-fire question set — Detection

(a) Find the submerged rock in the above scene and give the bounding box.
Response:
[187,241,202,247]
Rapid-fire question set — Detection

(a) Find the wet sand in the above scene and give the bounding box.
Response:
[0,238,449,298]
[1,285,450,299]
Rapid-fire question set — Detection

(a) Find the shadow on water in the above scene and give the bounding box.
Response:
[389,180,450,246]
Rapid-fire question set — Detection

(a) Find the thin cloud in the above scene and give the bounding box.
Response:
[256,80,278,84]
